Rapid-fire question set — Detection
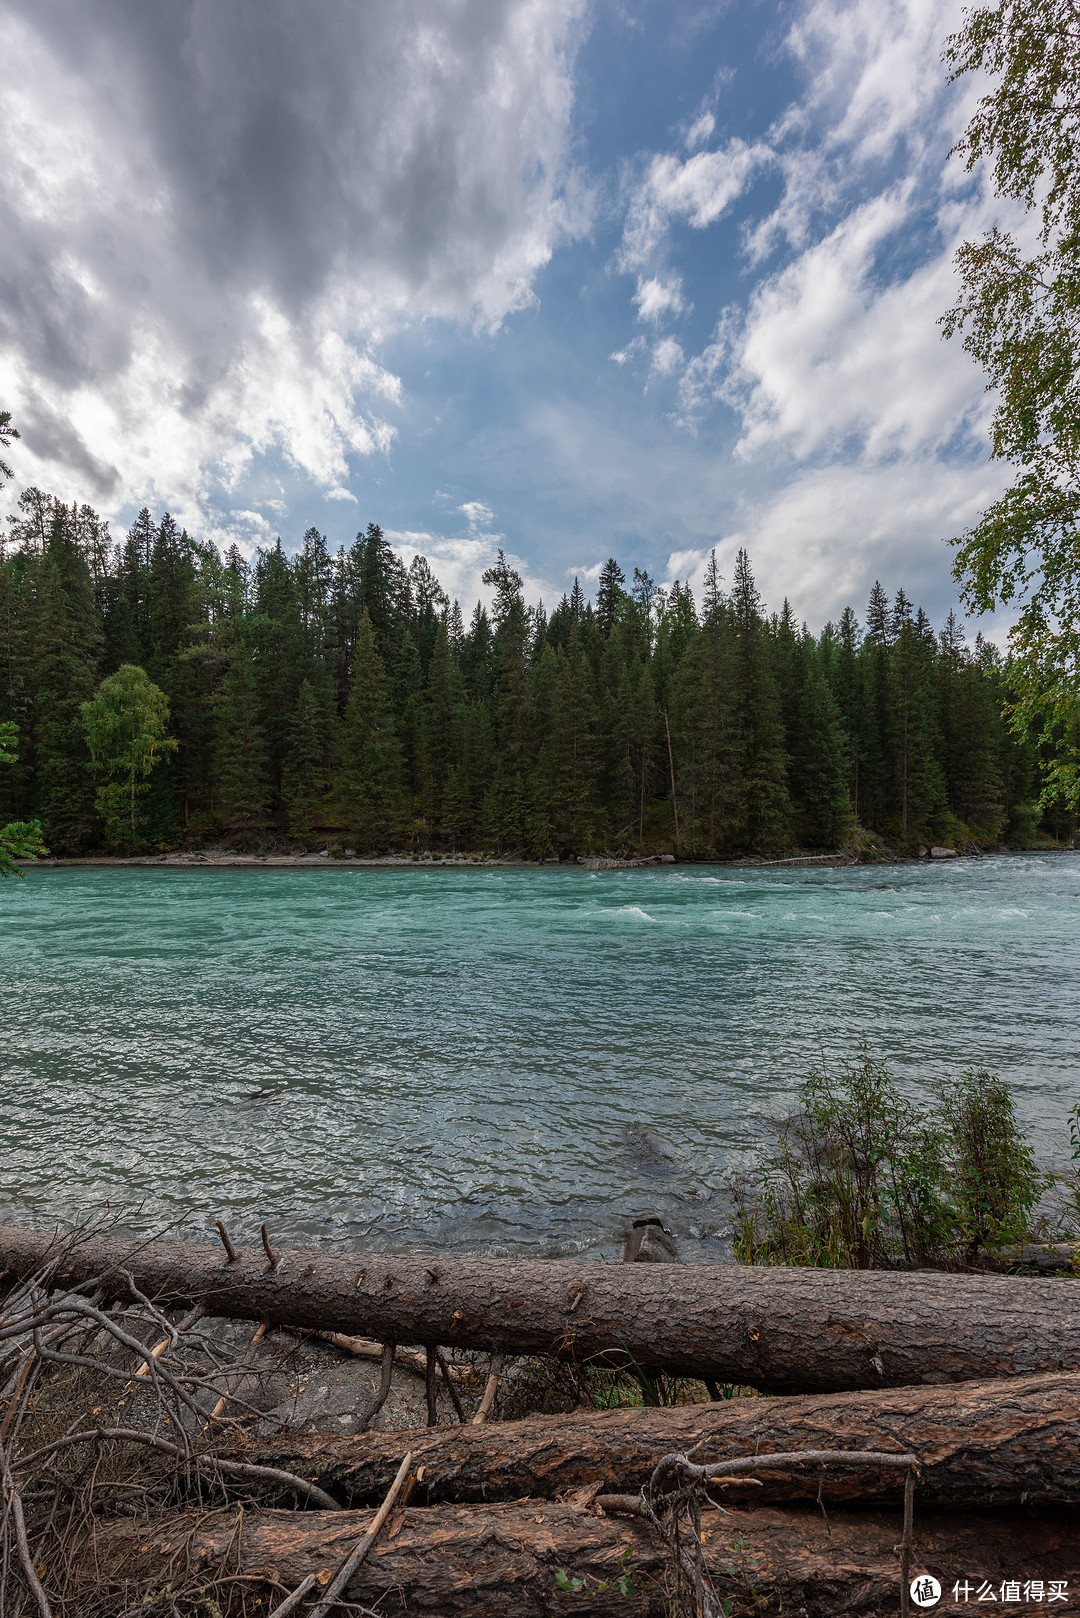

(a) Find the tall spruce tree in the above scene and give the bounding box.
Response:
[34,505,102,851]
[282,676,335,842]
[341,609,402,848]
[214,644,269,842]
[729,549,791,853]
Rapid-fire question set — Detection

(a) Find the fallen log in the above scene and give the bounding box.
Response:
[78,1499,1080,1618]
[5,1223,1080,1392]
[237,1371,1080,1508]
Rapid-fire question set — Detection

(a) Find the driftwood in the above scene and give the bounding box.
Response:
[80,1498,1080,1617]
[6,1224,1080,1392]
[237,1371,1080,1509]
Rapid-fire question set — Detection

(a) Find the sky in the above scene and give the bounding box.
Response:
[0,0,1014,631]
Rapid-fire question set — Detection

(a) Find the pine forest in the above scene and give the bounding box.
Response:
[1,488,1074,860]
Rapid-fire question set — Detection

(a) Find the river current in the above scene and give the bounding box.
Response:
[2,856,1077,1259]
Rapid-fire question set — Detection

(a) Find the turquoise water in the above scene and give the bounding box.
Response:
[1,856,1078,1258]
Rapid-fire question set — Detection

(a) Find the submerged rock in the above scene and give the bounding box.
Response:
[621,1216,680,1263]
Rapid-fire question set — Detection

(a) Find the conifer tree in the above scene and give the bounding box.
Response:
[729,549,791,852]
[341,609,402,848]
[34,505,102,851]
[595,558,626,639]
[669,584,736,851]
[889,616,945,844]
[282,676,335,841]
[792,660,854,847]
[214,644,269,842]
[483,551,530,773]
[421,621,462,825]
[938,613,1004,836]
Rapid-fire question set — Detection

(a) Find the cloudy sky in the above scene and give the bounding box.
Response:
[0,0,1010,628]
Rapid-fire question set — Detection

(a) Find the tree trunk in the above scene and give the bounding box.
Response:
[6,1224,1080,1393]
[240,1372,1080,1509]
[79,1499,1080,1618]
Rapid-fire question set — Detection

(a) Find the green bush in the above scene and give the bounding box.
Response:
[732,1059,1049,1270]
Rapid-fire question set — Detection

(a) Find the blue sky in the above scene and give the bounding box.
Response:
[0,0,1011,630]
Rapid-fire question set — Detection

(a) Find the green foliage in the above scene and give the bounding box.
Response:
[943,0,1080,807]
[733,1059,1049,1269]
[1061,1102,1080,1234]
[30,500,104,852]
[341,609,403,848]
[282,676,336,840]
[0,720,47,877]
[2,488,1074,854]
[214,643,269,843]
[81,665,178,851]
[0,408,18,487]
[555,1547,640,1599]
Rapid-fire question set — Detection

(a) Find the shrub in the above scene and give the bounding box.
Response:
[732,1059,1049,1270]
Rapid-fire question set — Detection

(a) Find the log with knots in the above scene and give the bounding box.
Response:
[3,1219,1080,1618]
[4,1220,1080,1391]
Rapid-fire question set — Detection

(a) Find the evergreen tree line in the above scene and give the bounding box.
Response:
[0,488,1073,858]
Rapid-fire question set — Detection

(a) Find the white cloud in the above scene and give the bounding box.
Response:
[650,337,685,380]
[387,527,556,612]
[610,336,646,366]
[680,185,997,461]
[706,457,1009,629]
[324,486,359,503]
[228,509,271,531]
[618,140,770,270]
[459,500,496,530]
[0,0,587,530]
[685,112,716,151]
[633,275,686,323]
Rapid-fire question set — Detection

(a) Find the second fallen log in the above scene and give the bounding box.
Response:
[77,1499,1080,1618]
[5,1222,1080,1392]
[238,1371,1080,1509]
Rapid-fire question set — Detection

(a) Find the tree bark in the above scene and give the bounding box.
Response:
[78,1499,1080,1618]
[6,1223,1080,1393]
[237,1372,1080,1509]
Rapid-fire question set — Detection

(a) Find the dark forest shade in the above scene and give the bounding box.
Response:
[0,489,1073,856]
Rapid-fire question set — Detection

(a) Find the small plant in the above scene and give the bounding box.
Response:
[1065,1104,1080,1234]
[555,1546,640,1598]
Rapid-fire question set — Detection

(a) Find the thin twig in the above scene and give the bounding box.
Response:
[425,1345,438,1427]
[13,1427,341,1511]
[471,1350,504,1424]
[358,1343,395,1433]
[435,1348,465,1423]
[260,1226,278,1269]
[650,1447,919,1494]
[900,1468,915,1617]
[267,1572,319,1617]
[132,1303,205,1380]
[304,1452,413,1618]
[215,1220,238,1262]
[1,1442,52,1618]
[208,1319,269,1421]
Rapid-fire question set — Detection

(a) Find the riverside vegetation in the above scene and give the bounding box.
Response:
[1,491,1076,863]
[733,1060,1080,1273]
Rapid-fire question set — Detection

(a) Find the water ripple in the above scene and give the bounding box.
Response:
[0,856,1077,1257]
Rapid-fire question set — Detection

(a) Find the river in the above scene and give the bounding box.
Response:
[2,855,1077,1258]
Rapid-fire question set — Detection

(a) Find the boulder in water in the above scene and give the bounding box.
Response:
[621,1217,679,1263]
